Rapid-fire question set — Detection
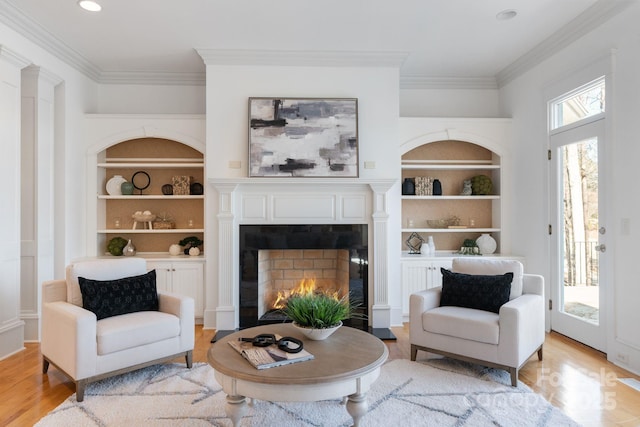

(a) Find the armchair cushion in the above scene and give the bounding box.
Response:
[97,310,180,355]
[452,258,523,300]
[67,258,148,306]
[440,269,513,313]
[79,270,159,320]
[423,306,500,345]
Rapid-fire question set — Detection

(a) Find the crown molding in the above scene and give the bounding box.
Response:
[99,70,206,86]
[496,0,634,88]
[399,75,498,90]
[0,44,31,68]
[22,64,63,85]
[196,49,409,68]
[2,0,630,88]
[0,1,100,80]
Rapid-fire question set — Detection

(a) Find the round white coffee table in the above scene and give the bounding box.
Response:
[208,323,388,426]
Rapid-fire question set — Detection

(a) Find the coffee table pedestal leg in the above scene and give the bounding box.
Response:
[346,392,368,426]
[225,394,247,427]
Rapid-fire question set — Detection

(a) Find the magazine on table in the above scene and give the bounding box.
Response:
[228,335,314,370]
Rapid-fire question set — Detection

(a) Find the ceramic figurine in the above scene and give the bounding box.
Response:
[461,180,472,196]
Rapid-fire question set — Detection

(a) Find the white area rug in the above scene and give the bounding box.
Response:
[36,359,580,426]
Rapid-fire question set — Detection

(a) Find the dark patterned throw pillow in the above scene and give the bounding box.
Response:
[79,270,159,320]
[439,268,513,314]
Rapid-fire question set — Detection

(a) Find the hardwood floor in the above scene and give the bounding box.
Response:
[1,325,638,426]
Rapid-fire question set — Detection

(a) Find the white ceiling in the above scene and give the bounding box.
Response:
[0,0,630,87]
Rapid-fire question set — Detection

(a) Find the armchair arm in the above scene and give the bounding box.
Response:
[522,274,544,297]
[158,291,195,350]
[409,288,442,338]
[41,301,98,380]
[498,293,545,366]
[42,279,67,303]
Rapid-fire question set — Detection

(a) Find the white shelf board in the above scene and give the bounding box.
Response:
[98,228,205,234]
[94,253,205,261]
[98,195,204,200]
[401,228,500,233]
[402,159,493,165]
[401,195,499,200]
[98,162,204,168]
[104,158,203,163]
[401,164,500,170]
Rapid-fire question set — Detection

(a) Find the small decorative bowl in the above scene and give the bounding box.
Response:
[132,213,156,222]
[427,219,449,228]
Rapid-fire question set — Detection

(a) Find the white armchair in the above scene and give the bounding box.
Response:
[42,258,194,401]
[410,258,544,386]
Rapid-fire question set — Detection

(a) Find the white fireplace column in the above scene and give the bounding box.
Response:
[208,178,395,331]
[211,182,238,331]
[369,182,394,329]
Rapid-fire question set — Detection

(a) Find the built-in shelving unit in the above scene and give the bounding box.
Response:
[96,138,205,254]
[401,140,502,252]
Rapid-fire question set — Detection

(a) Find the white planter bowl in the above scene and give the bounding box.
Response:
[292,321,342,341]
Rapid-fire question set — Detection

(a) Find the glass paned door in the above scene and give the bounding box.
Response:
[550,119,606,351]
[561,138,599,322]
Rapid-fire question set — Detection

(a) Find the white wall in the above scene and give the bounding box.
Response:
[500,3,640,374]
[96,84,205,114]
[0,21,98,267]
[0,46,28,360]
[202,62,403,327]
[0,20,99,357]
[400,88,500,118]
[205,65,400,179]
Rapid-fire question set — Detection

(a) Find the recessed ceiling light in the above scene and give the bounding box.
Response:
[496,9,517,21]
[78,0,102,12]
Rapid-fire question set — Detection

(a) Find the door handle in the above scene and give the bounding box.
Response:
[595,244,606,252]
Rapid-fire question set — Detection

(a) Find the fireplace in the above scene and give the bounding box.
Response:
[208,178,395,337]
[239,224,368,330]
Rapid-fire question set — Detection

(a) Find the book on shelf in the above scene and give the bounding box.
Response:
[228,336,314,370]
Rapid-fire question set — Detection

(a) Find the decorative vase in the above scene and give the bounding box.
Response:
[292,321,342,341]
[169,244,182,256]
[419,242,428,257]
[162,184,173,195]
[427,235,436,255]
[401,178,415,195]
[190,182,204,195]
[106,175,126,195]
[120,181,134,195]
[476,233,497,255]
[123,239,136,256]
[432,179,442,196]
[188,247,201,256]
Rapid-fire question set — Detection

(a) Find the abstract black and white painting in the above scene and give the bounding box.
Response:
[249,98,358,177]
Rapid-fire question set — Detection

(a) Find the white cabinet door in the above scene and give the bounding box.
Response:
[146,260,204,318]
[401,258,452,316]
[171,262,204,317]
[429,260,452,289]
[147,261,172,293]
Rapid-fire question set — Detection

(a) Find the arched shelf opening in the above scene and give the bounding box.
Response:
[400,139,502,254]
[94,137,205,256]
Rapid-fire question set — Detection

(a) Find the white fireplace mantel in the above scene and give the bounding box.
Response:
[207,178,396,330]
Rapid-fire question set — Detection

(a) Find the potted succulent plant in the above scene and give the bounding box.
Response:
[281,291,363,340]
[459,238,481,255]
[179,235,203,255]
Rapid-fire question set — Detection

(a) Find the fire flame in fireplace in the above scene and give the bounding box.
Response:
[271,278,341,310]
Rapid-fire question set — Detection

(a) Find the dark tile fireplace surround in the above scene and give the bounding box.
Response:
[213,224,395,341]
